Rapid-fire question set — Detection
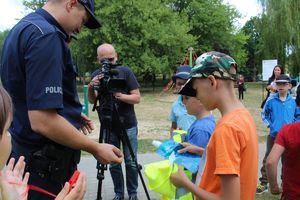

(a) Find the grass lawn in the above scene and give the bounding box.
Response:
[256,193,281,200]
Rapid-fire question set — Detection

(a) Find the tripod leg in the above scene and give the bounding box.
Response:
[120,128,151,200]
[96,126,108,200]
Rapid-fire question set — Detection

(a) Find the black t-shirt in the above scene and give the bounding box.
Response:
[91,65,140,129]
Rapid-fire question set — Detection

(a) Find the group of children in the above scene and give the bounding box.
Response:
[169,51,258,200]
[169,53,300,200]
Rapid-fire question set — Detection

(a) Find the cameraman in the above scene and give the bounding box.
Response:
[88,43,141,200]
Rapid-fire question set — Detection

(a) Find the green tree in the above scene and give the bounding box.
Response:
[89,0,196,77]
[22,0,45,10]
[165,0,248,71]
[258,0,300,76]
[242,17,263,80]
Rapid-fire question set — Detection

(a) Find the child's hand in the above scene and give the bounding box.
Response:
[178,142,205,155]
[1,156,30,200]
[170,167,189,188]
[55,173,86,200]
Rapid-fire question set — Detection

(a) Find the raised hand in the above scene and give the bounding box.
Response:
[1,156,30,200]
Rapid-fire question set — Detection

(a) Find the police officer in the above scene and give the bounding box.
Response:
[0,0,123,199]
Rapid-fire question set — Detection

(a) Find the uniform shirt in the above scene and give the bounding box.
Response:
[169,96,196,131]
[0,9,82,147]
[275,123,300,199]
[198,108,258,200]
[91,66,140,129]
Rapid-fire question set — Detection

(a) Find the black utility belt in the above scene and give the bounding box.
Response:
[27,143,79,183]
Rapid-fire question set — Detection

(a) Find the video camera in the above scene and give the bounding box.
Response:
[94,58,126,93]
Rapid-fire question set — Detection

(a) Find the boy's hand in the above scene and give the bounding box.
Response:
[178,142,205,155]
[170,167,189,188]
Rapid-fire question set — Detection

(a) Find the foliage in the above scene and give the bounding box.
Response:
[91,0,196,77]
[18,0,249,79]
[22,0,45,11]
[258,0,300,76]
[242,17,264,80]
[166,0,248,70]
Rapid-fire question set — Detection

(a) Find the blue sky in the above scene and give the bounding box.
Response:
[0,0,262,31]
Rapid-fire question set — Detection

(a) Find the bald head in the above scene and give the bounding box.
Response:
[97,43,118,64]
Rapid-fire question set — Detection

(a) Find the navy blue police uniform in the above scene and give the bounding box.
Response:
[1,9,81,200]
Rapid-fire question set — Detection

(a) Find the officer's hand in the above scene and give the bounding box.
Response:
[55,173,86,200]
[170,167,189,188]
[80,113,94,135]
[1,156,30,200]
[94,143,123,164]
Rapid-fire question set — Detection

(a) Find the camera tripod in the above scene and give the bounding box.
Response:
[92,92,150,200]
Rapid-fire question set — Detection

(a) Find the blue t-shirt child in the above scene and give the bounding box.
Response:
[184,114,215,149]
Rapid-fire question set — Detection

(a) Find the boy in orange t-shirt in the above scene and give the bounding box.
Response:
[170,51,259,200]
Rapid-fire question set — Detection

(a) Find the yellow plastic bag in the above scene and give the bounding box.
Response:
[144,160,178,199]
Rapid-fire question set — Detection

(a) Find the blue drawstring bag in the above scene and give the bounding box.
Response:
[157,140,182,159]
[157,140,200,173]
[174,152,201,173]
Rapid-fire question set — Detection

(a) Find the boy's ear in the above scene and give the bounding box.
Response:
[207,75,217,89]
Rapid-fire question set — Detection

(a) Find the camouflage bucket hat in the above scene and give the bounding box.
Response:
[178,51,237,97]
[191,51,237,80]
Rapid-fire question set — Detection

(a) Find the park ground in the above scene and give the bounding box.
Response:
[82,82,281,200]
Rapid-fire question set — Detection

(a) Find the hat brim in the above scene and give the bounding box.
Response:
[178,79,196,97]
[172,73,190,82]
[275,80,290,83]
[83,5,101,29]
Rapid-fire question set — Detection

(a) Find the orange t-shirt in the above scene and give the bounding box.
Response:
[198,108,258,200]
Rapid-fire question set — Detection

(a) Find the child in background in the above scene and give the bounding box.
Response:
[261,65,285,108]
[169,66,196,136]
[0,86,86,200]
[257,74,296,194]
[179,95,215,154]
[237,74,245,100]
[171,51,258,200]
[174,95,215,200]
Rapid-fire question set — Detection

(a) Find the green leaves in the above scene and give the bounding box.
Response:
[18,0,248,79]
[257,0,300,75]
